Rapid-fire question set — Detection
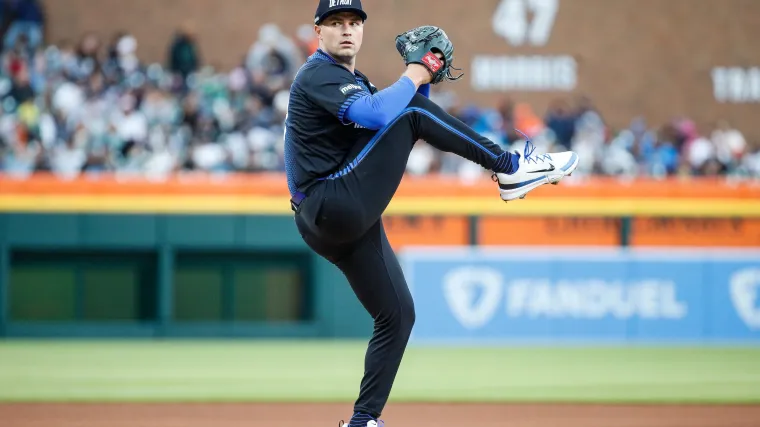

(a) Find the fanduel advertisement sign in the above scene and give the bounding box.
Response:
[401,248,760,343]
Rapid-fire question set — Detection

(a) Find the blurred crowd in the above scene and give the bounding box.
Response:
[0,0,313,179]
[416,96,760,181]
[0,0,758,181]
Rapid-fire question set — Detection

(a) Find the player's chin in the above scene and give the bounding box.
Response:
[337,45,357,55]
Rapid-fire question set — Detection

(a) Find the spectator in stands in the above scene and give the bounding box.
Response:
[44,39,78,81]
[2,0,44,54]
[471,108,506,148]
[294,24,318,58]
[406,141,438,176]
[711,119,747,172]
[627,117,656,165]
[7,59,34,104]
[601,129,638,177]
[644,122,680,177]
[495,97,523,147]
[245,23,302,95]
[70,32,101,83]
[4,32,31,76]
[168,21,201,86]
[113,91,148,146]
[569,96,606,175]
[739,140,760,177]
[677,118,717,175]
[0,104,41,177]
[102,32,142,85]
[100,32,126,84]
[49,127,87,179]
[179,91,200,135]
[544,98,576,150]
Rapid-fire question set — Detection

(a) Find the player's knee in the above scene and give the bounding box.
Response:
[381,295,415,336]
[408,93,435,109]
[407,93,447,122]
[401,300,416,335]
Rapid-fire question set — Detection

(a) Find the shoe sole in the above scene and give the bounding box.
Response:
[499,153,579,202]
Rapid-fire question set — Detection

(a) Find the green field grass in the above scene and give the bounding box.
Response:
[1,340,759,404]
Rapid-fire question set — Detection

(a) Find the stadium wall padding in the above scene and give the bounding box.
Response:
[2,213,759,340]
[0,213,373,338]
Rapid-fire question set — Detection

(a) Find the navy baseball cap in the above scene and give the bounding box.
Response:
[314,0,367,25]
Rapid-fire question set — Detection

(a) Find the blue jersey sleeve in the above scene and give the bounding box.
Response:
[344,76,418,130]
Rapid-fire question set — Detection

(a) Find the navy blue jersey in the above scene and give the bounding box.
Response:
[284,49,378,196]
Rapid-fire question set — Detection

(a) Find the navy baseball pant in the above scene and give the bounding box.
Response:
[292,93,508,417]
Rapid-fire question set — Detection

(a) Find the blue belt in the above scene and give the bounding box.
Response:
[290,191,307,213]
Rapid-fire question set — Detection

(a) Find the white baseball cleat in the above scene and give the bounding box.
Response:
[493,136,579,202]
[339,420,383,427]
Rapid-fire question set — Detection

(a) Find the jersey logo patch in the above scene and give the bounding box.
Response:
[340,83,364,95]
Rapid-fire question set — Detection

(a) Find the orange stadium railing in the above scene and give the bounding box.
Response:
[2,172,759,248]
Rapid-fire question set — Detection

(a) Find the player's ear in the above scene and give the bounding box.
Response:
[314,24,321,39]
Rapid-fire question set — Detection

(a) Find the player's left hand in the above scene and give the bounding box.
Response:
[395,25,464,85]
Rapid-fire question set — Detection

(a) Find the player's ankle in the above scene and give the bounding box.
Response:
[349,411,377,426]
[492,152,518,174]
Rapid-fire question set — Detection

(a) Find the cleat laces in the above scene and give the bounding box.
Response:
[515,129,551,165]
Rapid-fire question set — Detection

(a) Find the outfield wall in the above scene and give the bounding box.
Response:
[1,174,758,340]
[402,247,760,344]
[0,213,372,338]
[2,214,759,342]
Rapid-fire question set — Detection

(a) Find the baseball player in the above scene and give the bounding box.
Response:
[284,1,579,425]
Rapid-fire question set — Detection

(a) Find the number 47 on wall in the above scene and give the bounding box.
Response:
[493,0,559,47]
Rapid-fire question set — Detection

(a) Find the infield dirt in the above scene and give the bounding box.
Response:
[2,402,760,427]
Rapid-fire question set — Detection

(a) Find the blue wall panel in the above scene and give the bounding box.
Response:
[401,248,760,344]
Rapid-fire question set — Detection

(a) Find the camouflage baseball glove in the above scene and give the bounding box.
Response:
[395,25,464,85]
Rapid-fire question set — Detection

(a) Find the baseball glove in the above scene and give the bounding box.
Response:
[395,25,464,84]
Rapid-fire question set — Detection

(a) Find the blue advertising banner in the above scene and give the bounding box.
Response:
[399,247,760,344]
